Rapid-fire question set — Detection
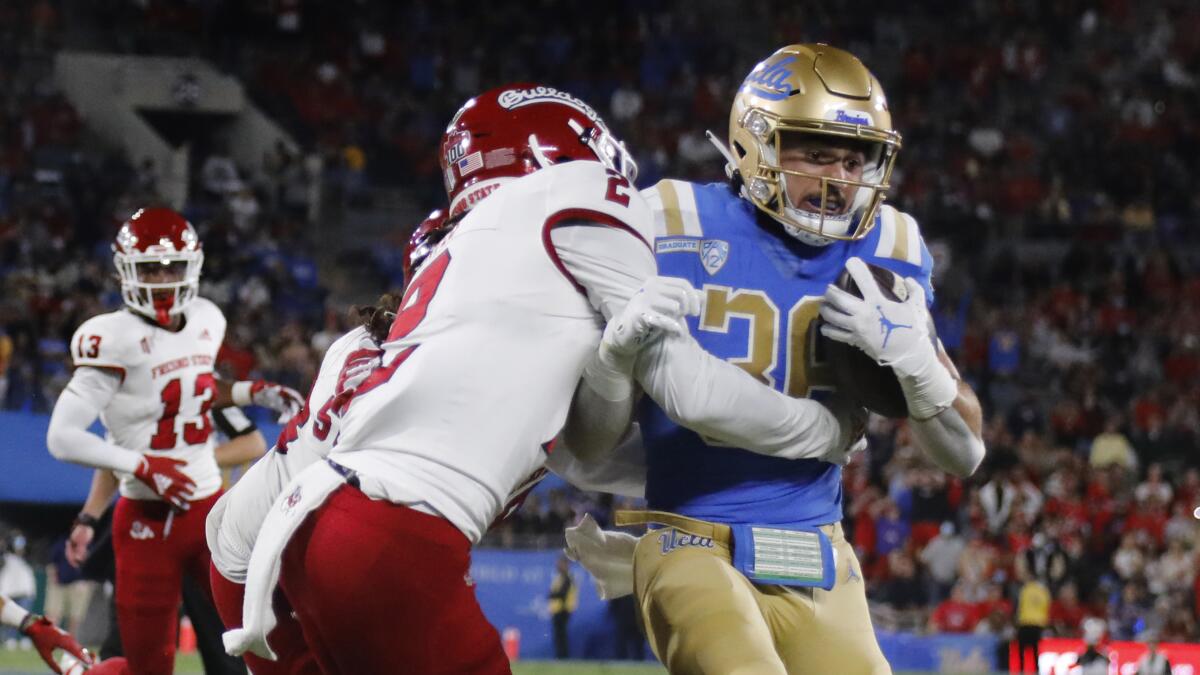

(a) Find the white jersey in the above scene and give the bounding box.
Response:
[207,326,381,582]
[70,299,227,500]
[332,160,656,543]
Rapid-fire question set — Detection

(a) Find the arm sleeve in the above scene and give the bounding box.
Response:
[551,223,844,461]
[550,224,652,456]
[46,367,142,474]
[633,333,842,460]
[550,222,654,322]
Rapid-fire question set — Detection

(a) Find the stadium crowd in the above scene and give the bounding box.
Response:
[0,0,330,413]
[0,0,1197,651]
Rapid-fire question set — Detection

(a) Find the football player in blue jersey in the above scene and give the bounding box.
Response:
[576,44,985,674]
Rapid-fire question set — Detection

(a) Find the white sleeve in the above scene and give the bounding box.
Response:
[46,367,142,473]
[633,332,842,460]
[551,223,844,461]
[550,223,655,321]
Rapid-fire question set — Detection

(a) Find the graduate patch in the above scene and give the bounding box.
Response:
[655,237,701,254]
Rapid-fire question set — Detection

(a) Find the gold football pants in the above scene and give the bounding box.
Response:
[617,511,890,675]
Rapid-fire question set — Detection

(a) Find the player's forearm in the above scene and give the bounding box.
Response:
[215,431,268,468]
[910,378,985,477]
[550,426,646,498]
[635,333,843,460]
[560,349,638,462]
[80,469,120,519]
[560,389,634,463]
[46,390,142,474]
[213,377,236,409]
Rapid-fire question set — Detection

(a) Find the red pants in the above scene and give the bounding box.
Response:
[111,492,220,675]
[209,562,320,675]
[279,485,511,675]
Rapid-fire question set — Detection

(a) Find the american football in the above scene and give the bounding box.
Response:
[822,262,937,419]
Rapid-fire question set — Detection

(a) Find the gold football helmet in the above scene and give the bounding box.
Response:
[722,44,901,245]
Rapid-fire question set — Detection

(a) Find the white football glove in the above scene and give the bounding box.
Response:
[231,380,305,423]
[585,276,703,401]
[819,257,957,420]
[564,514,638,600]
[602,276,704,360]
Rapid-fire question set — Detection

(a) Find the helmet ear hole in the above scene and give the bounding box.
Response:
[733,141,748,159]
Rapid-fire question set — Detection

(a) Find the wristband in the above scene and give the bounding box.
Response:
[0,600,30,629]
[74,513,100,529]
[231,380,254,406]
[898,357,959,421]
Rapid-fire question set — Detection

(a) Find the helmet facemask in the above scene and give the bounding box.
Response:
[733,108,898,246]
[114,250,203,326]
[566,118,639,185]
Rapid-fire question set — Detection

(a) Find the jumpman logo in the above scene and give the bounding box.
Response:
[845,563,861,584]
[876,306,911,349]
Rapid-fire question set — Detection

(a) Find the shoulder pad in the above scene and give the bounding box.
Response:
[869,205,926,267]
[70,311,140,371]
[321,327,375,365]
[540,161,655,248]
[190,297,228,343]
[640,179,704,239]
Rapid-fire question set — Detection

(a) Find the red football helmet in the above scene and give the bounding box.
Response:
[439,84,638,217]
[112,207,204,326]
[402,208,449,287]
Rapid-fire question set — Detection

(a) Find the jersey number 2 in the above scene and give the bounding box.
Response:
[149,374,217,450]
[605,170,631,207]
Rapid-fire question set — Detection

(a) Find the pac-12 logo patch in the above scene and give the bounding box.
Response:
[700,240,729,275]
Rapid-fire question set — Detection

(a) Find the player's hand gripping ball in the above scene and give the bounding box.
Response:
[818,259,938,418]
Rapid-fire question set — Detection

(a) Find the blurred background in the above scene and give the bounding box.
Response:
[1,0,1199,672]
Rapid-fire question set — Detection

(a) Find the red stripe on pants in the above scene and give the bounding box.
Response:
[209,562,320,675]
[279,485,511,675]
[112,492,220,675]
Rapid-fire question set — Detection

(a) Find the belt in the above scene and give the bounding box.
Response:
[614,510,733,546]
[614,510,844,545]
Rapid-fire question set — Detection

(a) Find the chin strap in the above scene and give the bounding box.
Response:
[705,130,743,193]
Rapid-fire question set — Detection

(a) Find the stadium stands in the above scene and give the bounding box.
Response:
[1,0,1198,660]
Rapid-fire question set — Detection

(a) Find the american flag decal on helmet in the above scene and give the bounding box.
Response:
[457,151,484,176]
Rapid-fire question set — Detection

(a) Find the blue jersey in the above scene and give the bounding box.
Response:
[636,179,935,528]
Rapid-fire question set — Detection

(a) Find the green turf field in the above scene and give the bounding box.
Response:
[0,651,671,674]
[0,649,991,674]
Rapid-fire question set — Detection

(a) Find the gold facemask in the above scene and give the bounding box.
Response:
[726,44,901,244]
